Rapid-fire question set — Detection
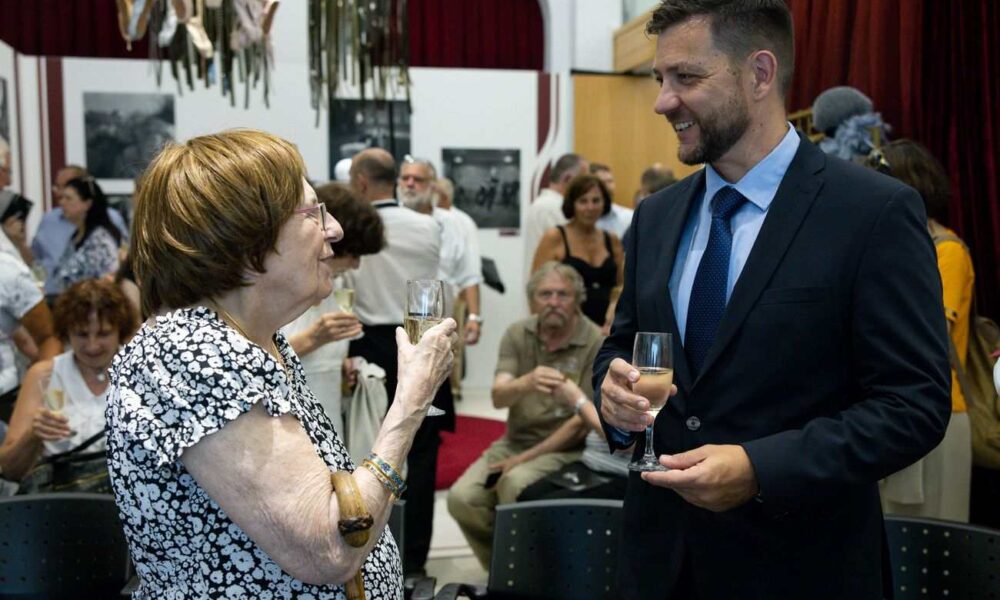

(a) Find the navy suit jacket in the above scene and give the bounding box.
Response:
[593,136,951,599]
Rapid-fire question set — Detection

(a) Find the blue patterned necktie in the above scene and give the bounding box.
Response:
[685,186,747,376]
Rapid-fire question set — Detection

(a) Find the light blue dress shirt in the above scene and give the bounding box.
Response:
[670,125,800,342]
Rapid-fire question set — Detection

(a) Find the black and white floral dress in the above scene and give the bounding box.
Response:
[106,306,402,599]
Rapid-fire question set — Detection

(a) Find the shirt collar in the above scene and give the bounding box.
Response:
[703,124,800,212]
[371,198,400,209]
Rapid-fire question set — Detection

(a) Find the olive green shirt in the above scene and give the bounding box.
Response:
[495,315,603,448]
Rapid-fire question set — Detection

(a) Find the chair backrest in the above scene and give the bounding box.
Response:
[885,515,1000,599]
[488,499,623,600]
[0,493,130,598]
[388,499,405,568]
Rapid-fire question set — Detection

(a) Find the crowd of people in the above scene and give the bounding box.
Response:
[0,1,997,598]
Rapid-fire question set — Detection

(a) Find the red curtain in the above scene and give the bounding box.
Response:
[0,0,545,69]
[0,0,145,59]
[788,0,1000,320]
[408,0,544,70]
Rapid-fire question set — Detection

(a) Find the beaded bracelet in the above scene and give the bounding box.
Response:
[363,453,407,497]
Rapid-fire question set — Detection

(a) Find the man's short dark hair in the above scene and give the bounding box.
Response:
[589,162,611,175]
[316,182,387,257]
[641,166,677,195]
[352,150,397,185]
[646,0,795,96]
[550,154,586,182]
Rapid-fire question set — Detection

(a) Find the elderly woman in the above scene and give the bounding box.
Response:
[48,177,122,296]
[532,174,624,334]
[0,279,131,483]
[109,129,454,598]
[283,182,386,434]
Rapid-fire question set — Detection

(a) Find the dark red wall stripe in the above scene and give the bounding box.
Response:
[45,57,64,208]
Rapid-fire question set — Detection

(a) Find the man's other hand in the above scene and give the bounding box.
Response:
[641,444,759,512]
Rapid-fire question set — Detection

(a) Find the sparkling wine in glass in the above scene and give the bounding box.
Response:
[333,288,355,314]
[405,279,446,417]
[629,332,673,472]
[38,373,65,414]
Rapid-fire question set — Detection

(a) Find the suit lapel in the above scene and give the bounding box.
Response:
[651,172,704,392]
[693,138,827,387]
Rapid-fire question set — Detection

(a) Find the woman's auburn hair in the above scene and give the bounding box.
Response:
[131,129,306,316]
[53,278,134,342]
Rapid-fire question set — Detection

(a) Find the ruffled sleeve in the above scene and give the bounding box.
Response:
[109,308,293,468]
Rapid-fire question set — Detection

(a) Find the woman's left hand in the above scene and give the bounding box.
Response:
[32,408,73,441]
[309,312,362,345]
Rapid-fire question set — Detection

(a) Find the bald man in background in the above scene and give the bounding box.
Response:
[344,148,449,577]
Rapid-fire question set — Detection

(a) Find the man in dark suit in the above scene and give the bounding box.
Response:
[593,2,951,599]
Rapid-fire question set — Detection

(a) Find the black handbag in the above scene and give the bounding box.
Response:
[17,431,111,495]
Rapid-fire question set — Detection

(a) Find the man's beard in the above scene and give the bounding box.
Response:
[400,188,434,211]
[539,308,570,330]
[678,92,751,166]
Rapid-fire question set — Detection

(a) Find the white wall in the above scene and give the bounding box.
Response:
[541,0,618,73]
[11,1,587,394]
[573,0,621,72]
[408,67,538,388]
[61,0,327,194]
[0,39,19,192]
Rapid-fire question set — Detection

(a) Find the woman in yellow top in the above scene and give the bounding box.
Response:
[876,139,973,522]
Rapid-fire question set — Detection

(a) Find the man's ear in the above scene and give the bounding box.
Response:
[747,49,778,100]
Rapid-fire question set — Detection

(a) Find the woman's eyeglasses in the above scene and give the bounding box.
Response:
[295,203,329,231]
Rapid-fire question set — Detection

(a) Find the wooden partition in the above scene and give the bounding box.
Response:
[573,73,701,208]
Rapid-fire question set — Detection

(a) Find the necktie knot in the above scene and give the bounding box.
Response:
[712,186,746,222]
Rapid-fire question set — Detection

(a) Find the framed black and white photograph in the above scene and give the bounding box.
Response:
[0,77,9,143]
[84,92,175,180]
[443,148,521,229]
[329,100,410,176]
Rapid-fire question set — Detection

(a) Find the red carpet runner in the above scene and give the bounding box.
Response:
[436,415,506,490]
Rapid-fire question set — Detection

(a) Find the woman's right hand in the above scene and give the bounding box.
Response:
[394,319,457,413]
[309,312,362,346]
[31,408,72,441]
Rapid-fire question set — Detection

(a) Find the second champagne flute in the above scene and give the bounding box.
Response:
[404,279,446,417]
[629,332,674,472]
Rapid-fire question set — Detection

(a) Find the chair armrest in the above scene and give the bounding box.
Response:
[121,574,139,596]
[434,582,489,599]
[405,575,437,600]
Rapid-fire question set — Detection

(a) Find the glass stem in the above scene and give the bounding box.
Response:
[643,423,655,460]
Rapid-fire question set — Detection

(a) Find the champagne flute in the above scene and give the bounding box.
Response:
[405,280,446,417]
[628,332,673,472]
[333,288,355,314]
[38,372,65,414]
[333,287,363,340]
[550,356,580,418]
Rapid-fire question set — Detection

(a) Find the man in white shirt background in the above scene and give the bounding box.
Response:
[398,158,483,346]
[591,163,634,240]
[523,153,589,275]
[345,147,449,577]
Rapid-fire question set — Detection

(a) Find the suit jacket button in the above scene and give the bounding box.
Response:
[686,416,701,431]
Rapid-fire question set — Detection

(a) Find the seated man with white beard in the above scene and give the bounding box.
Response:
[446,262,600,569]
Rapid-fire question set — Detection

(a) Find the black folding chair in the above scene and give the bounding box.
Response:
[0,493,131,599]
[884,515,1000,599]
[435,499,623,600]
